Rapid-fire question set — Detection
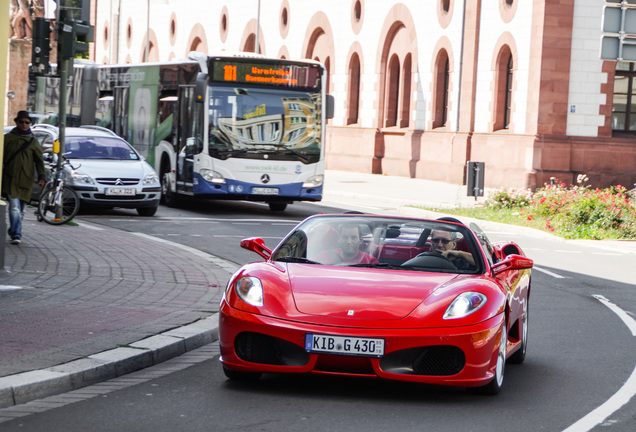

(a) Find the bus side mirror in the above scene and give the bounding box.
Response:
[326,94,334,119]
[195,72,208,104]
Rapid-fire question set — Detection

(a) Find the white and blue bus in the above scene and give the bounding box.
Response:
[28,52,333,211]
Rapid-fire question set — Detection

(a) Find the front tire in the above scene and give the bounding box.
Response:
[470,322,507,395]
[161,172,179,207]
[137,206,158,217]
[38,187,80,225]
[268,202,287,212]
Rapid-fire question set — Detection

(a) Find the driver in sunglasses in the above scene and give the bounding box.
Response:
[430,229,475,270]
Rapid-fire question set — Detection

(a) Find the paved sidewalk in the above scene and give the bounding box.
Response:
[0,210,234,409]
[1,169,634,411]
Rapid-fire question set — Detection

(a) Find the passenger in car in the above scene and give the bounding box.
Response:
[316,223,379,265]
[430,229,475,270]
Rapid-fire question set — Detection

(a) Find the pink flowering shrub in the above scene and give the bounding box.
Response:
[484,177,636,239]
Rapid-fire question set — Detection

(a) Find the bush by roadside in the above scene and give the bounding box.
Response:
[429,175,636,240]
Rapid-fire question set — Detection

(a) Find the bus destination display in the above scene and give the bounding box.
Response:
[211,60,321,89]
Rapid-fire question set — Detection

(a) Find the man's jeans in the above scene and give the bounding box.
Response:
[7,195,26,240]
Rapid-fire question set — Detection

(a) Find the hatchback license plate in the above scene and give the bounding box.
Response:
[305,334,384,357]
[253,187,279,195]
[106,187,136,196]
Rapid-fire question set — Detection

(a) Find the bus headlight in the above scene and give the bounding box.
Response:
[302,175,323,188]
[200,168,226,184]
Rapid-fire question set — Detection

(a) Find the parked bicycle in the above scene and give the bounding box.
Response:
[37,155,80,225]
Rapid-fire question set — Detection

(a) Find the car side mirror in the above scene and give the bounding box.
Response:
[240,237,271,260]
[492,254,533,276]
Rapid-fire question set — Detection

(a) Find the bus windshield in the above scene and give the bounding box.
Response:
[207,85,322,164]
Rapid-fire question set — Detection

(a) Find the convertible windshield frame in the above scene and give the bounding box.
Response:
[271,215,486,274]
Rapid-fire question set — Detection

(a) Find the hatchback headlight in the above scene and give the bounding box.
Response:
[200,168,225,184]
[143,172,159,186]
[235,277,263,307]
[70,170,94,185]
[303,174,323,188]
[443,292,487,319]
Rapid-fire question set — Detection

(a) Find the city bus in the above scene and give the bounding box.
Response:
[28,52,333,211]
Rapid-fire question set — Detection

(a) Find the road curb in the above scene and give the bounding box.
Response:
[0,314,219,408]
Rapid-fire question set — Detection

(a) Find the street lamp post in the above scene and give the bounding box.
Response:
[255,0,261,54]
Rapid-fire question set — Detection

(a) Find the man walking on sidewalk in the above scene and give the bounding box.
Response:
[2,110,45,245]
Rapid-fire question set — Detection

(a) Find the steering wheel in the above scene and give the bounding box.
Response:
[402,252,457,270]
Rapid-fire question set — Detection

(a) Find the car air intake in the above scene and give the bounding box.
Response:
[380,345,465,376]
[234,332,309,366]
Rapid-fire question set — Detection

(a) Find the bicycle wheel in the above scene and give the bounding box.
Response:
[38,187,80,225]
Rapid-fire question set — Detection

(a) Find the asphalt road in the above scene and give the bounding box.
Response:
[2,198,634,431]
[1,270,633,431]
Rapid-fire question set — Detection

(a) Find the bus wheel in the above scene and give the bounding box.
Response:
[161,173,179,207]
[268,202,287,212]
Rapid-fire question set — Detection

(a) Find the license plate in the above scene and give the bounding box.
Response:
[253,187,279,195]
[106,187,136,196]
[305,334,384,357]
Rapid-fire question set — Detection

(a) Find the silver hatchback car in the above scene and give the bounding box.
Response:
[35,125,161,216]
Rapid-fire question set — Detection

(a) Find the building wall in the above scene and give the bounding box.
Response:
[72,1,636,189]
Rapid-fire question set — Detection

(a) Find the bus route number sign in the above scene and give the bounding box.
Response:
[212,60,321,89]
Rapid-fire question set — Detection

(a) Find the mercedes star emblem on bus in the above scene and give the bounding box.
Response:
[261,174,270,184]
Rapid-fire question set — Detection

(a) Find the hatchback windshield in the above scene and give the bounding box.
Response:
[65,137,140,160]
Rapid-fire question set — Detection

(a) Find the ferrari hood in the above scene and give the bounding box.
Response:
[287,265,458,320]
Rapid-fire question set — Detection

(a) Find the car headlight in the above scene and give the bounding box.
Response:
[143,172,159,186]
[200,168,225,184]
[443,292,487,319]
[69,170,94,185]
[235,277,263,307]
[302,174,323,188]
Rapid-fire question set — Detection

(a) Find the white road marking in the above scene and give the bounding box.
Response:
[533,266,567,279]
[592,295,636,337]
[562,296,636,432]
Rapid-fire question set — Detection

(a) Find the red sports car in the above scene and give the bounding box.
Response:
[219,214,533,394]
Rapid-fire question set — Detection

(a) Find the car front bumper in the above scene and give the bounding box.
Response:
[219,301,505,388]
[72,186,161,208]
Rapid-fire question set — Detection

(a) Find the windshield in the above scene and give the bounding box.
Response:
[271,216,484,274]
[65,136,140,160]
[207,85,321,163]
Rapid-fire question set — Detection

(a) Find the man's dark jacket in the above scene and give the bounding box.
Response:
[2,128,45,202]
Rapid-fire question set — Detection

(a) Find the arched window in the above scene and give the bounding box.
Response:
[386,54,400,127]
[347,53,361,125]
[503,55,513,128]
[494,46,513,130]
[400,54,412,128]
[433,50,450,128]
[243,34,256,53]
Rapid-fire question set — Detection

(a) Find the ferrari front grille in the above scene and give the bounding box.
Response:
[234,332,309,366]
[379,345,465,376]
[412,346,465,375]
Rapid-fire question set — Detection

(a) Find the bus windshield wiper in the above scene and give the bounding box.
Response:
[252,143,310,163]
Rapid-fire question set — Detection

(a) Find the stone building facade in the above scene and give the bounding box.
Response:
[7,0,636,189]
